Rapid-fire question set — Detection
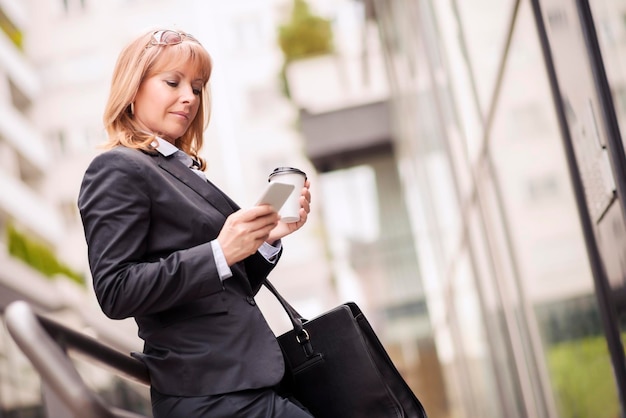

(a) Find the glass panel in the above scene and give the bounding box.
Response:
[477,157,539,416]
[429,0,486,172]
[375,0,463,269]
[489,3,619,418]
[317,156,447,415]
[588,0,626,156]
[410,4,464,270]
[451,248,502,417]
[450,0,515,115]
[467,202,527,417]
[398,152,457,418]
[379,1,505,416]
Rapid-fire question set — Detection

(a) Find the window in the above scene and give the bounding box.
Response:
[60,0,87,14]
[527,174,560,202]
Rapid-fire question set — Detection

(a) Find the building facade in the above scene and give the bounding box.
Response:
[5,0,626,416]
[0,1,81,415]
[357,0,626,417]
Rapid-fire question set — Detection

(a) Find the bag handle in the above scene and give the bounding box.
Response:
[264,280,315,355]
[263,279,304,325]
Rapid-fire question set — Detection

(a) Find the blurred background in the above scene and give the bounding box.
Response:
[1,0,626,417]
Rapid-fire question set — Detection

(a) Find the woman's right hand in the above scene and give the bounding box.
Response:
[217,205,280,265]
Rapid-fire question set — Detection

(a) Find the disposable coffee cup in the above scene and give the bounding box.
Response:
[268,167,307,223]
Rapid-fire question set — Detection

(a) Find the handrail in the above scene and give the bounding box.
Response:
[4,300,150,418]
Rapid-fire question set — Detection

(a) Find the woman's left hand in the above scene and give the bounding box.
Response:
[267,179,311,243]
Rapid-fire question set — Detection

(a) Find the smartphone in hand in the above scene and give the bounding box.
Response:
[255,182,295,211]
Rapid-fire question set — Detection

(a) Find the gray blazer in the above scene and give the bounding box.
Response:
[78,146,284,396]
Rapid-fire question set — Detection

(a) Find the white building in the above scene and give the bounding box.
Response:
[0,0,65,291]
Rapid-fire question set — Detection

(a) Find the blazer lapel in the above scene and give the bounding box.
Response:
[152,153,251,291]
[155,154,235,217]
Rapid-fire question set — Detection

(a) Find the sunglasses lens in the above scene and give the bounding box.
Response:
[149,30,198,48]
[159,30,183,45]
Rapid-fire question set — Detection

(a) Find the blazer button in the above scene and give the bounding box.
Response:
[246,296,256,306]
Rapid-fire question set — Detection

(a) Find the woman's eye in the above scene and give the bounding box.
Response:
[192,88,202,95]
[165,81,178,87]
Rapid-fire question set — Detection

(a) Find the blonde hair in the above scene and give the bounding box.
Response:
[102,29,213,169]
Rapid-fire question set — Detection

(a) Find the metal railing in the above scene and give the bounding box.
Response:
[4,300,151,418]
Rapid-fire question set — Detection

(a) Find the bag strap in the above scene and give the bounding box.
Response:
[263,279,303,323]
[263,280,313,353]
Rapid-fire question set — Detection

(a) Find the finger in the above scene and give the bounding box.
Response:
[247,214,280,235]
[299,207,308,222]
[222,211,278,243]
[301,185,311,204]
[239,205,278,221]
[299,195,311,213]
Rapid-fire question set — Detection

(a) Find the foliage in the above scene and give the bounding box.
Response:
[277,0,334,97]
[0,9,23,50]
[278,0,333,62]
[547,335,619,418]
[6,223,85,286]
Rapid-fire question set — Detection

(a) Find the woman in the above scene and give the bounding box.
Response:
[78,28,313,417]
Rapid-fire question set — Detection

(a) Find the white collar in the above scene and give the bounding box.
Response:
[151,136,179,157]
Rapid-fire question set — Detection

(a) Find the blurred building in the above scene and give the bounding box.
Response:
[285,0,626,417]
[4,0,626,417]
[0,1,164,415]
[289,0,626,417]
[283,0,447,413]
[0,1,108,415]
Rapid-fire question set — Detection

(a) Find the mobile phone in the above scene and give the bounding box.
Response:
[254,182,295,211]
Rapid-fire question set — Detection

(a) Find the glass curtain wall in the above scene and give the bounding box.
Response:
[589,2,626,385]
[369,0,619,417]
[589,0,626,160]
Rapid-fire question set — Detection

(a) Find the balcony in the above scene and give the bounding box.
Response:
[0,173,63,244]
[0,25,39,101]
[0,101,50,170]
[285,51,391,170]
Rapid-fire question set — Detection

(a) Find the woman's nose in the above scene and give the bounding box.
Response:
[181,85,196,103]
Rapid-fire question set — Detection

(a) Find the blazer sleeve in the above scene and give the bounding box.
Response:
[78,150,224,320]
[244,249,282,294]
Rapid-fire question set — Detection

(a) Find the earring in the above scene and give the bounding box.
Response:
[129,102,135,116]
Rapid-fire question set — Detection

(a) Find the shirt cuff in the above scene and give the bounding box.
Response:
[259,240,281,263]
[211,240,233,281]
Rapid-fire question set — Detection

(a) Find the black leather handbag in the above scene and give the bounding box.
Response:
[264,280,428,418]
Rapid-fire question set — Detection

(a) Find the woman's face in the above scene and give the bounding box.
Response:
[133,60,204,143]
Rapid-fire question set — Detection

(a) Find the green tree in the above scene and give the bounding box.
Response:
[277,0,334,97]
[6,223,85,286]
[547,335,620,417]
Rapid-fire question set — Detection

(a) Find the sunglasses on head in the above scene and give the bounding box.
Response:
[147,30,199,47]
